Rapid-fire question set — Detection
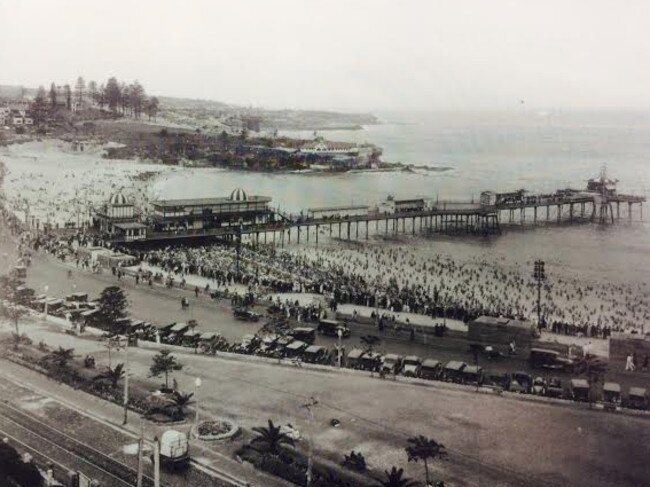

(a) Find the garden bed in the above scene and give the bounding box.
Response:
[194,419,240,440]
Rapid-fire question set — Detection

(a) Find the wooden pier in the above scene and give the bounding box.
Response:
[114,190,644,247]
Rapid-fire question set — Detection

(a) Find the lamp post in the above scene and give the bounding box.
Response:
[194,377,202,433]
[533,260,546,330]
[122,334,130,425]
[337,328,343,368]
[301,396,318,487]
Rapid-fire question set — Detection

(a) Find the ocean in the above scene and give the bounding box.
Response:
[152,110,650,279]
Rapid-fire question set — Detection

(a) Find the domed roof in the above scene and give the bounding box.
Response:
[230,188,248,202]
[109,192,130,206]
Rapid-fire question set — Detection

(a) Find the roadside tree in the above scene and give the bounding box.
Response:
[405,435,446,486]
[97,286,128,332]
[149,349,183,391]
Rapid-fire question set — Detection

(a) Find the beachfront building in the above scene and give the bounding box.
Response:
[150,187,272,232]
[94,191,147,242]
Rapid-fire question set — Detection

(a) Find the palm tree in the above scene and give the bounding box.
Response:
[46,347,75,368]
[405,435,446,486]
[170,390,194,419]
[251,419,295,455]
[374,467,418,487]
[93,363,125,389]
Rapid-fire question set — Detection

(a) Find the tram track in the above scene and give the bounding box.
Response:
[0,399,164,487]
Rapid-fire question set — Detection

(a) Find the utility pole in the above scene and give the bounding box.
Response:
[533,260,546,330]
[136,420,144,487]
[301,396,318,487]
[122,334,129,425]
[153,436,160,487]
[194,377,202,434]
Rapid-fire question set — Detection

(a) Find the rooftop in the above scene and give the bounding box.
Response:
[153,195,271,207]
[307,204,369,212]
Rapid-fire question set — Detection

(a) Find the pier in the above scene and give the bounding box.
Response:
[112,191,644,247]
[89,171,644,247]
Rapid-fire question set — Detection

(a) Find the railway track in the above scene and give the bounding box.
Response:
[0,399,164,487]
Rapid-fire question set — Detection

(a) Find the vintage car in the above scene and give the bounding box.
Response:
[420,359,442,380]
[401,355,422,377]
[570,378,590,402]
[443,361,466,383]
[602,382,622,410]
[318,319,351,338]
[381,354,403,375]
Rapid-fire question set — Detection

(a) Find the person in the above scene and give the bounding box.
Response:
[625,353,636,372]
[643,354,649,371]
[509,339,517,355]
[195,286,200,298]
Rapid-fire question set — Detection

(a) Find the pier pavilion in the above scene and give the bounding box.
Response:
[150,188,272,232]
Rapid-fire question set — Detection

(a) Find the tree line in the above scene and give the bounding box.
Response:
[29,76,160,125]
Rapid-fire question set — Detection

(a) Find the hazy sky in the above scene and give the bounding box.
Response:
[1,0,649,112]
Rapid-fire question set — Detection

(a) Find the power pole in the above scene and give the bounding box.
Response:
[533,260,546,330]
[123,334,129,425]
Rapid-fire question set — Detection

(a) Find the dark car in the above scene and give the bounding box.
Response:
[509,371,533,393]
[318,319,351,338]
[546,377,564,398]
[233,307,261,322]
[288,327,316,345]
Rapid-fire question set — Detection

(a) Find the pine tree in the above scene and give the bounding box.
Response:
[49,83,57,108]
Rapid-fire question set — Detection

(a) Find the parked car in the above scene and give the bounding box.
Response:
[602,382,621,410]
[284,340,308,358]
[462,365,484,386]
[381,354,403,375]
[509,371,533,394]
[288,327,316,345]
[420,359,442,380]
[359,352,382,372]
[531,377,547,395]
[401,355,422,377]
[626,387,648,410]
[570,378,590,402]
[303,345,330,364]
[346,348,365,369]
[546,377,564,398]
[443,361,466,383]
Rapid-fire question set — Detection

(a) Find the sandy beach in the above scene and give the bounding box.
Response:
[0,139,173,229]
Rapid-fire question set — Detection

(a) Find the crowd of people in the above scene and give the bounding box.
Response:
[105,238,649,339]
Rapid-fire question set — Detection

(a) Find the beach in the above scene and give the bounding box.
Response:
[0,139,173,229]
